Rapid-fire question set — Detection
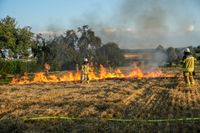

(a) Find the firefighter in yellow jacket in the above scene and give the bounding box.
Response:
[182,48,196,86]
[81,58,90,83]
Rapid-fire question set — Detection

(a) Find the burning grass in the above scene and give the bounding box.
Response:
[1,71,200,132]
[11,65,174,84]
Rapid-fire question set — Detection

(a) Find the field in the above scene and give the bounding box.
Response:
[0,68,200,132]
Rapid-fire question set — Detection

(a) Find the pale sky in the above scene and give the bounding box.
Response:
[1,0,200,49]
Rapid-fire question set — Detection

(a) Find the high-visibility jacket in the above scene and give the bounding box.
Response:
[81,64,90,74]
[183,56,196,72]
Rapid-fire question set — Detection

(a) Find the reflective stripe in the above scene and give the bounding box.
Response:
[23,116,200,123]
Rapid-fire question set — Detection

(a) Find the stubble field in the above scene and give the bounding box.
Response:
[0,70,200,132]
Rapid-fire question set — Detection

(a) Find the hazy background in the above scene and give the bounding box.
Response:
[1,0,200,49]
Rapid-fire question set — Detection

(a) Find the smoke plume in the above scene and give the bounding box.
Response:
[70,0,199,49]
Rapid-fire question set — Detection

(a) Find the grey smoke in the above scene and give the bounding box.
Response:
[153,51,168,66]
[113,0,170,48]
[89,0,199,49]
[43,0,199,49]
[92,0,170,49]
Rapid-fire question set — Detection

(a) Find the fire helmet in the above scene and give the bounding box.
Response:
[84,58,88,62]
[184,48,190,53]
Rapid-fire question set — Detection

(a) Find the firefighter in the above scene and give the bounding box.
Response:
[81,58,90,83]
[44,62,50,75]
[182,48,196,87]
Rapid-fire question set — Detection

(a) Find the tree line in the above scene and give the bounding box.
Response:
[0,16,125,71]
[1,16,199,73]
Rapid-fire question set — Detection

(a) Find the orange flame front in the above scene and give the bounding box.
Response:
[11,65,173,84]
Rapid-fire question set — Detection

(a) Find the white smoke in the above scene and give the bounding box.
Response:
[187,25,195,32]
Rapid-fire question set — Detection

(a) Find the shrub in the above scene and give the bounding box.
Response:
[0,60,38,75]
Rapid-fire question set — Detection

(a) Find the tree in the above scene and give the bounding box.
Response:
[32,33,80,70]
[48,35,78,70]
[96,42,125,67]
[156,44,165,52]
[0,16,17,58]
[0,16,34,59]
[31,33,51,67]
[16,26,33,58]
[32,25,124,71]
[64,29,78,49]
[77,25,101,58]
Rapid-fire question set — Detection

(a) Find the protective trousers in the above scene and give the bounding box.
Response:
[81,73,89,81]
[183,71,195,86]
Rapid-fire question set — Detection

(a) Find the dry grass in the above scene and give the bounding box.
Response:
[0,72,200,132]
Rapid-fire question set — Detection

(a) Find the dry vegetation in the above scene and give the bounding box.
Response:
[0,70,200,132]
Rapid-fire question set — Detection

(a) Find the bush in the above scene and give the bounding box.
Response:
[96,42,125,68]
[0,60,38,75]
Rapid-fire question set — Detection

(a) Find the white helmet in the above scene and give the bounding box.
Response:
[184,48,190,53]
[84,58,88,62]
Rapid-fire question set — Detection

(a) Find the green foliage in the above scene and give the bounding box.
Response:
[195,45,200,53]
[0,60,37,75]
[96,42,125,67]
[77,25,102,57]
[16,26,33,58]
[0,16,125,73]
[0,16,17,51]
[32,25,106,71]
[0,16,34,59]
[48,36,79,70]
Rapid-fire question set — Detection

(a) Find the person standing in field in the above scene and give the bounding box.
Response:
[44,63,51,75]
[81,58,90,83]
[182,48,196,87]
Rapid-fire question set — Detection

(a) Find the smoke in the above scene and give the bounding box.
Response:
[36,23,63,41]
[66,0,171,67]
[134,5,168,36]
[46,24,63,35]
[83,0,170,49]
[76,0,199,49]
[36,0,199,67]
[187,25,195,32]
[117,0,170,67]
[37,0,199,50]
[153,51,168,67]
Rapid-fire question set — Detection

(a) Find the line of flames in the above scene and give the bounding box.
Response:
[11,64,173,84]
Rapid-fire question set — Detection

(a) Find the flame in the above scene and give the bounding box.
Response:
[89,67,99,80]
[11,64,173,84]
[127,67,143,78]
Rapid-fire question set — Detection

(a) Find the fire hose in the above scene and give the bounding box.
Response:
[22,116,200,123]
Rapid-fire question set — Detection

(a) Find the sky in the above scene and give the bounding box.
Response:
[0,0,200,49]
